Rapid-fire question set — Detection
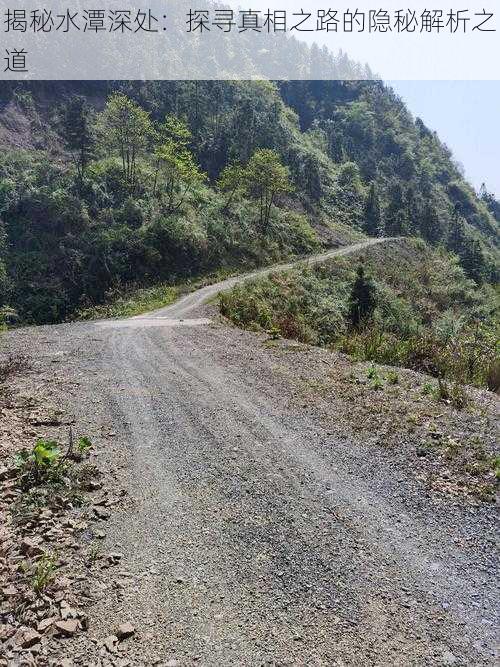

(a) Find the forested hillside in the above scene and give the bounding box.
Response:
[0,79,498,325]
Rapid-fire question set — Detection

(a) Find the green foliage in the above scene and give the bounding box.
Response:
[30,553,58,595]
[363,183,383,236]
[153,115,206,211]
[16,439,63,489]
[245,149,293,230]
[61,95,96,184]
[219,240,499,392]
[0,81,498,326]
[77,436,93,455]
[386,370,399,385]
[99,93,155,190]
[434,377,469,410]
[349,262,378,328]
[217,163,247,211]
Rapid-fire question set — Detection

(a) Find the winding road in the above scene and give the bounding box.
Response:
[7,238,498,666]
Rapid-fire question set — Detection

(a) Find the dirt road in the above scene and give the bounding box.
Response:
[6,239,498,666]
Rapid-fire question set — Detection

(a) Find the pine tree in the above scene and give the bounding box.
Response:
[363,183,382,236]
[349,262,377,328]
[419,204,444,245]
[385,182,409,236]
[459,237,486,284]
[447,218,466,253]
[62,95,95,186]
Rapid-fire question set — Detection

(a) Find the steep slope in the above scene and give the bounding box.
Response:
[0,80,498,326]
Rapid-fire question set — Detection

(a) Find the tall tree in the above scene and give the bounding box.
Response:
[100,93,154,191]
[154,115,205,211]
[246,149,292,231]
[217,163,247,212]
[348,262,377,328]
[363,183,382,236]
[419,203,445,245]
[385,182,409,236]
[61,95,95,187]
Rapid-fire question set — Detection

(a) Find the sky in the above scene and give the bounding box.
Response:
[389,81,500,198]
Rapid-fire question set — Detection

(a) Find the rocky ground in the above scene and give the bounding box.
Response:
[0,242,498,666]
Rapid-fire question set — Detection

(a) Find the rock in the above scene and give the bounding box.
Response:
[116,622,135,640]
[103,635,118,653]
[0,465,16,482]
[59,601,78,620]
[54,619,79,636]
[13,627,41,649]
[20,537,44,557]
[57,576,73,589]
[2,585,18,597]
[442,650,457,665]
[37,617,57,633]
[107,552,123,565]
[28,409,63,426]
[58,660,73,667]
[93,507,111,520]
[94,529,106,539]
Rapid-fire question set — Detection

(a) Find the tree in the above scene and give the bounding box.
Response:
[459,236,486,284]
[100,93,154,191]
[61,95,95,186]
[154,115,205,212]
[385,182,409,236]
[447,218,466,253]
[419,203,445,245]
[363,183,382,236]
[245,149,292,231]
[348,262,377,328]
[217,163,247,212]
[479,182,500,222]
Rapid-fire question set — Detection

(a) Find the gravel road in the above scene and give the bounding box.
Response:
[5,239,498,666]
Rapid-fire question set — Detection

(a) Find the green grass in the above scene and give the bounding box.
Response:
[76,284,179,320]
[75,265,243,321]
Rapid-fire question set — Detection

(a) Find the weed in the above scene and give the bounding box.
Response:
[422,382,434,395]
[435,377,468,410]
[16,439,65,489]
[386,370,399,385]
[86,545,101,568]
[76,436,92,454]
[266,325,281,340]
[474,484,496,503]
[491,456,500,480]
[443,437,462,459]
[366,364,384,390]
[30,553,57,595]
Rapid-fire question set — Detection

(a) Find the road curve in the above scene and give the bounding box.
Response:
[136,237,396,321]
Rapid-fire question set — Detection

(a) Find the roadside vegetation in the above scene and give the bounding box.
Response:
[220,239,499,396]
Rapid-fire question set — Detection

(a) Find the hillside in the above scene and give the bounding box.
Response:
[0,80,498,326]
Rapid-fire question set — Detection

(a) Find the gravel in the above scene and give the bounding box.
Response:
[3,240,498,666]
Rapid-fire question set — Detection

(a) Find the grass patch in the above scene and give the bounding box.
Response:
[12,431,99,524]
[76,284,179,320]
